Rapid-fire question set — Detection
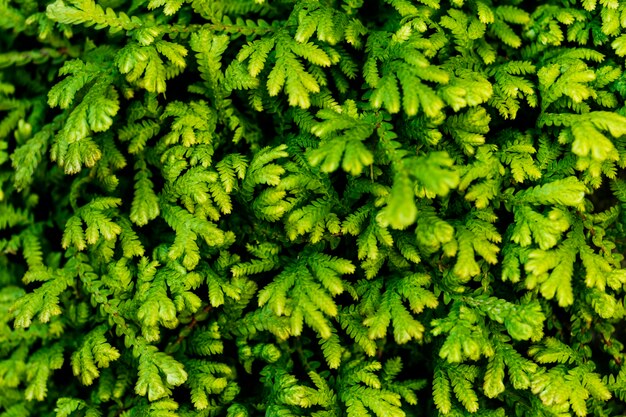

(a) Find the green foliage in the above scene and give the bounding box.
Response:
[3,1,626,417]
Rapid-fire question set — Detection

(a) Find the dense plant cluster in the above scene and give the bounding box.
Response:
[3,0,626,415]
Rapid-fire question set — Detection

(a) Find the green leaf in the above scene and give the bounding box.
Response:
[514,177,586,207]
[444,107,491,156]
[234,31,335,109]
[365,31,448,117]
[433,366,452,414]
[432,303,494,363]
[448,364,479,413]
[441,70,493,112]
[148,0,187,16]
[359,273,437,344]
[161,203,226,270]
[499,133,541,182]
[24,344,65,401]
[116,44,177,93]
[62,198,122,249]
[47,0,137,31]
[257,251,354,339]
[131,157,160,226]
[185,360,233,410]
[11,271,72,328]
[510,207,570,250]
[376,173,417,230]
[611,34,626,56]
[155,40,187,68]
[71,325,120,385]
[450,217,501,281]
[339,360,404,417]
[307,101,375,176]
[525,236,578,307]
[483,352,505,398]
[48,60,97,109]
[135,344,187,401]
[411,151,460,197]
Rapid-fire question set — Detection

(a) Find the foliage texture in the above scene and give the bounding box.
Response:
[3,0,626,416]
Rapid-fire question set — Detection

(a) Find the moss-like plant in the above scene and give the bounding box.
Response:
[3,0,626,416]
